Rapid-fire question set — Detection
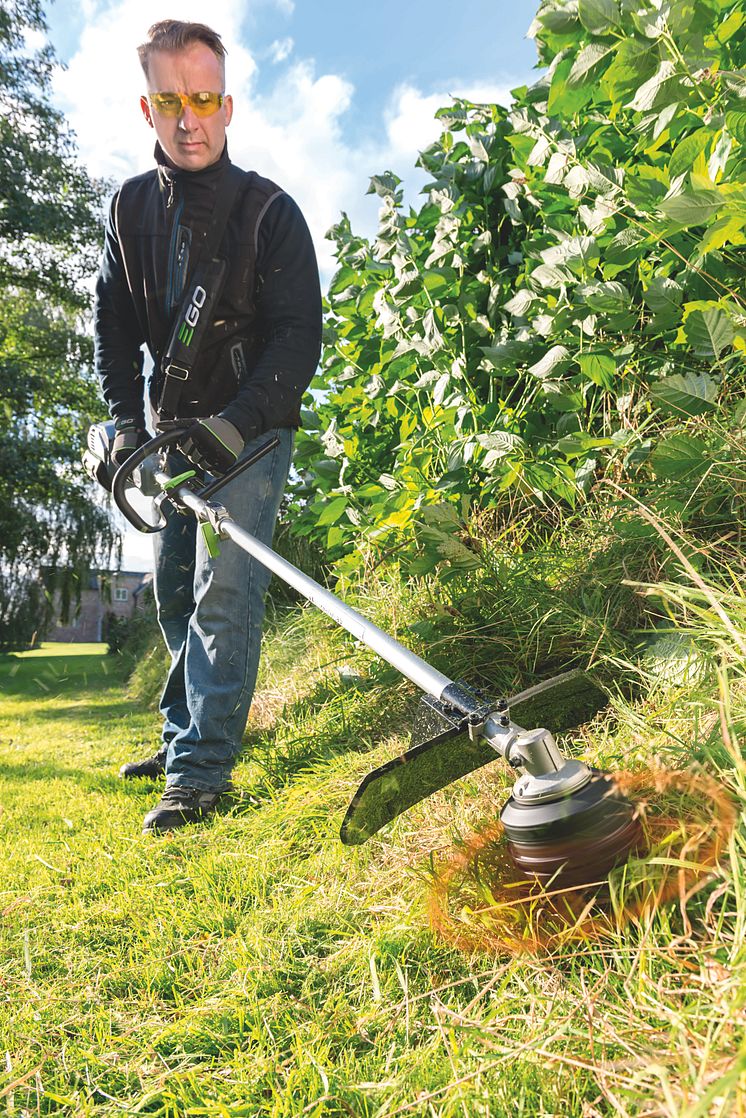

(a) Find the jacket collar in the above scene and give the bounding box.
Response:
[155,142,230,197]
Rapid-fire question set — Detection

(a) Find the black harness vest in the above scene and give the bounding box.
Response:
[113,149,284,421]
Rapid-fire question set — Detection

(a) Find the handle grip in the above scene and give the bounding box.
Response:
[111,427,188,533]
[111,428,282,534]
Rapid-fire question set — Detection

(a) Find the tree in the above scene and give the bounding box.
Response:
[0,0,114,650]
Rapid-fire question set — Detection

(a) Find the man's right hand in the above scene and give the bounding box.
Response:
[111,418,148,468]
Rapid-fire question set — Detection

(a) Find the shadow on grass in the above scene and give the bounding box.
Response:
[0,696,145,723]
[0,652,128,698]
[0,758,161,796]
[236,670,411,807]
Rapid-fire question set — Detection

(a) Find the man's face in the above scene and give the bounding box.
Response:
[140,43,233,172]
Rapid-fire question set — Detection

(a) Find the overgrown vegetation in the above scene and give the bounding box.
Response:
[291,0,744,582]
[1,521,745,1114]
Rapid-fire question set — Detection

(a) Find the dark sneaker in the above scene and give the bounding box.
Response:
[142,786,223,833]
[119,751,167,780]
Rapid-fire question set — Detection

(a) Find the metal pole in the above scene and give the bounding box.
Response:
[157,475,455,701]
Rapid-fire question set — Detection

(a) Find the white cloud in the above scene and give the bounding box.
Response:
[268,37,294,64]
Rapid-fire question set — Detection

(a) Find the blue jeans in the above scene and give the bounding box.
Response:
[152,428,294,792]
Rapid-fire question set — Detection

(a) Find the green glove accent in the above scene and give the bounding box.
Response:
[181,417,244,476]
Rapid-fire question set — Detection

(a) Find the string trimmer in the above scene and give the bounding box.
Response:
[84,423,642,888]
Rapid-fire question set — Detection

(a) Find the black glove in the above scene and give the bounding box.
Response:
[111,418,148,468]
[180,416,244,476]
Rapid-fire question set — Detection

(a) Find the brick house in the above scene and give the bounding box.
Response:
[48,570,153,643]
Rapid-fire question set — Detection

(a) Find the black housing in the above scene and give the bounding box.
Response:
[500,771,644,888]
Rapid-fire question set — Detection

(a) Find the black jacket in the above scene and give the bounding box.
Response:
[94,144,322,442]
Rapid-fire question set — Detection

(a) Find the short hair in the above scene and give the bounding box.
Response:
[137,20,227,80]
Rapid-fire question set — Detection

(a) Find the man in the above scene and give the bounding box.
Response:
[95,20,322,833]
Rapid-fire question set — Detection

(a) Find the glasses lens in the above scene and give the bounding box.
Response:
[189,92,223,117]
[150,93,183,117]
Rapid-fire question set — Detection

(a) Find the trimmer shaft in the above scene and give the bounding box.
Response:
[500,772,643,889]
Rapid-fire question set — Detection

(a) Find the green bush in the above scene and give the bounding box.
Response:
[291,0,745,581]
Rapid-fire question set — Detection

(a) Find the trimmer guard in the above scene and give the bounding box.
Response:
[340,670,608,844]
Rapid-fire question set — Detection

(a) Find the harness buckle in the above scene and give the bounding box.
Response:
[164,363,189,382]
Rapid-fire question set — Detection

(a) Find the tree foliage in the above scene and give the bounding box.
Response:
[0,1,113,650]
[292,0,745,579]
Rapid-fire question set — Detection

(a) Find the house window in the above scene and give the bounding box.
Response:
[114,588,129,602]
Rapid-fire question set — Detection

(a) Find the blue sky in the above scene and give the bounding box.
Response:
[43,0,541,569]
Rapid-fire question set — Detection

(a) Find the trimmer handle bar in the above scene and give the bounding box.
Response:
[111,427,280,533]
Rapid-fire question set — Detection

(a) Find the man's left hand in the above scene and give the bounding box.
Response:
[180,417,244,475]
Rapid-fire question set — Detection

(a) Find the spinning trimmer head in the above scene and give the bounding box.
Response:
[500,771,643,889]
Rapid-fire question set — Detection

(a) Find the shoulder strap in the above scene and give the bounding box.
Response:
[158,164,245,419]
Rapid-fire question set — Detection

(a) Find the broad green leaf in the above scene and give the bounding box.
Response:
[312,458,342,480]
[578,0,620,33]
[531,263,574,289]
[650,433,710,480]
[659,187,725,227]
[328,266,358,296]
[668,129,711,179]
[548,55,594,116]
[650,372,718,416]
[316,496,349,526]
[480,341,530,370]
[632,7,670,38]
[716,10,745,44]
[578,351,616,388]
[432,372,452,406]
[683,304,735,356]
[577,280,629,312]
[504,289,536,316]
[725,111,746,144]
[557,433,613,456]
[535,4,580,34]
[605,227,648,265]
[708,131,733,181]
[367,172,402,198]
[423,268,456,296]
[476,431,524,464]
[530,345,572,379]
[697,214,745,254]
[542,236,600,273]
[602,40,658,102]
[565,165,590,197]
[545,150,570,183]
[585,163,624,195]
[628,61,678,112]
[567,42,615,88]
[643,276,684,317]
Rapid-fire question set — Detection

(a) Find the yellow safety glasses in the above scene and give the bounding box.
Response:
[149,91,225,118]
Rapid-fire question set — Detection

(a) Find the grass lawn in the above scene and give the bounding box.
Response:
[0,616,744,1116]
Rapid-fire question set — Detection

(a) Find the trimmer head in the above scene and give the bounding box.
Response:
[500,771,643,889]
